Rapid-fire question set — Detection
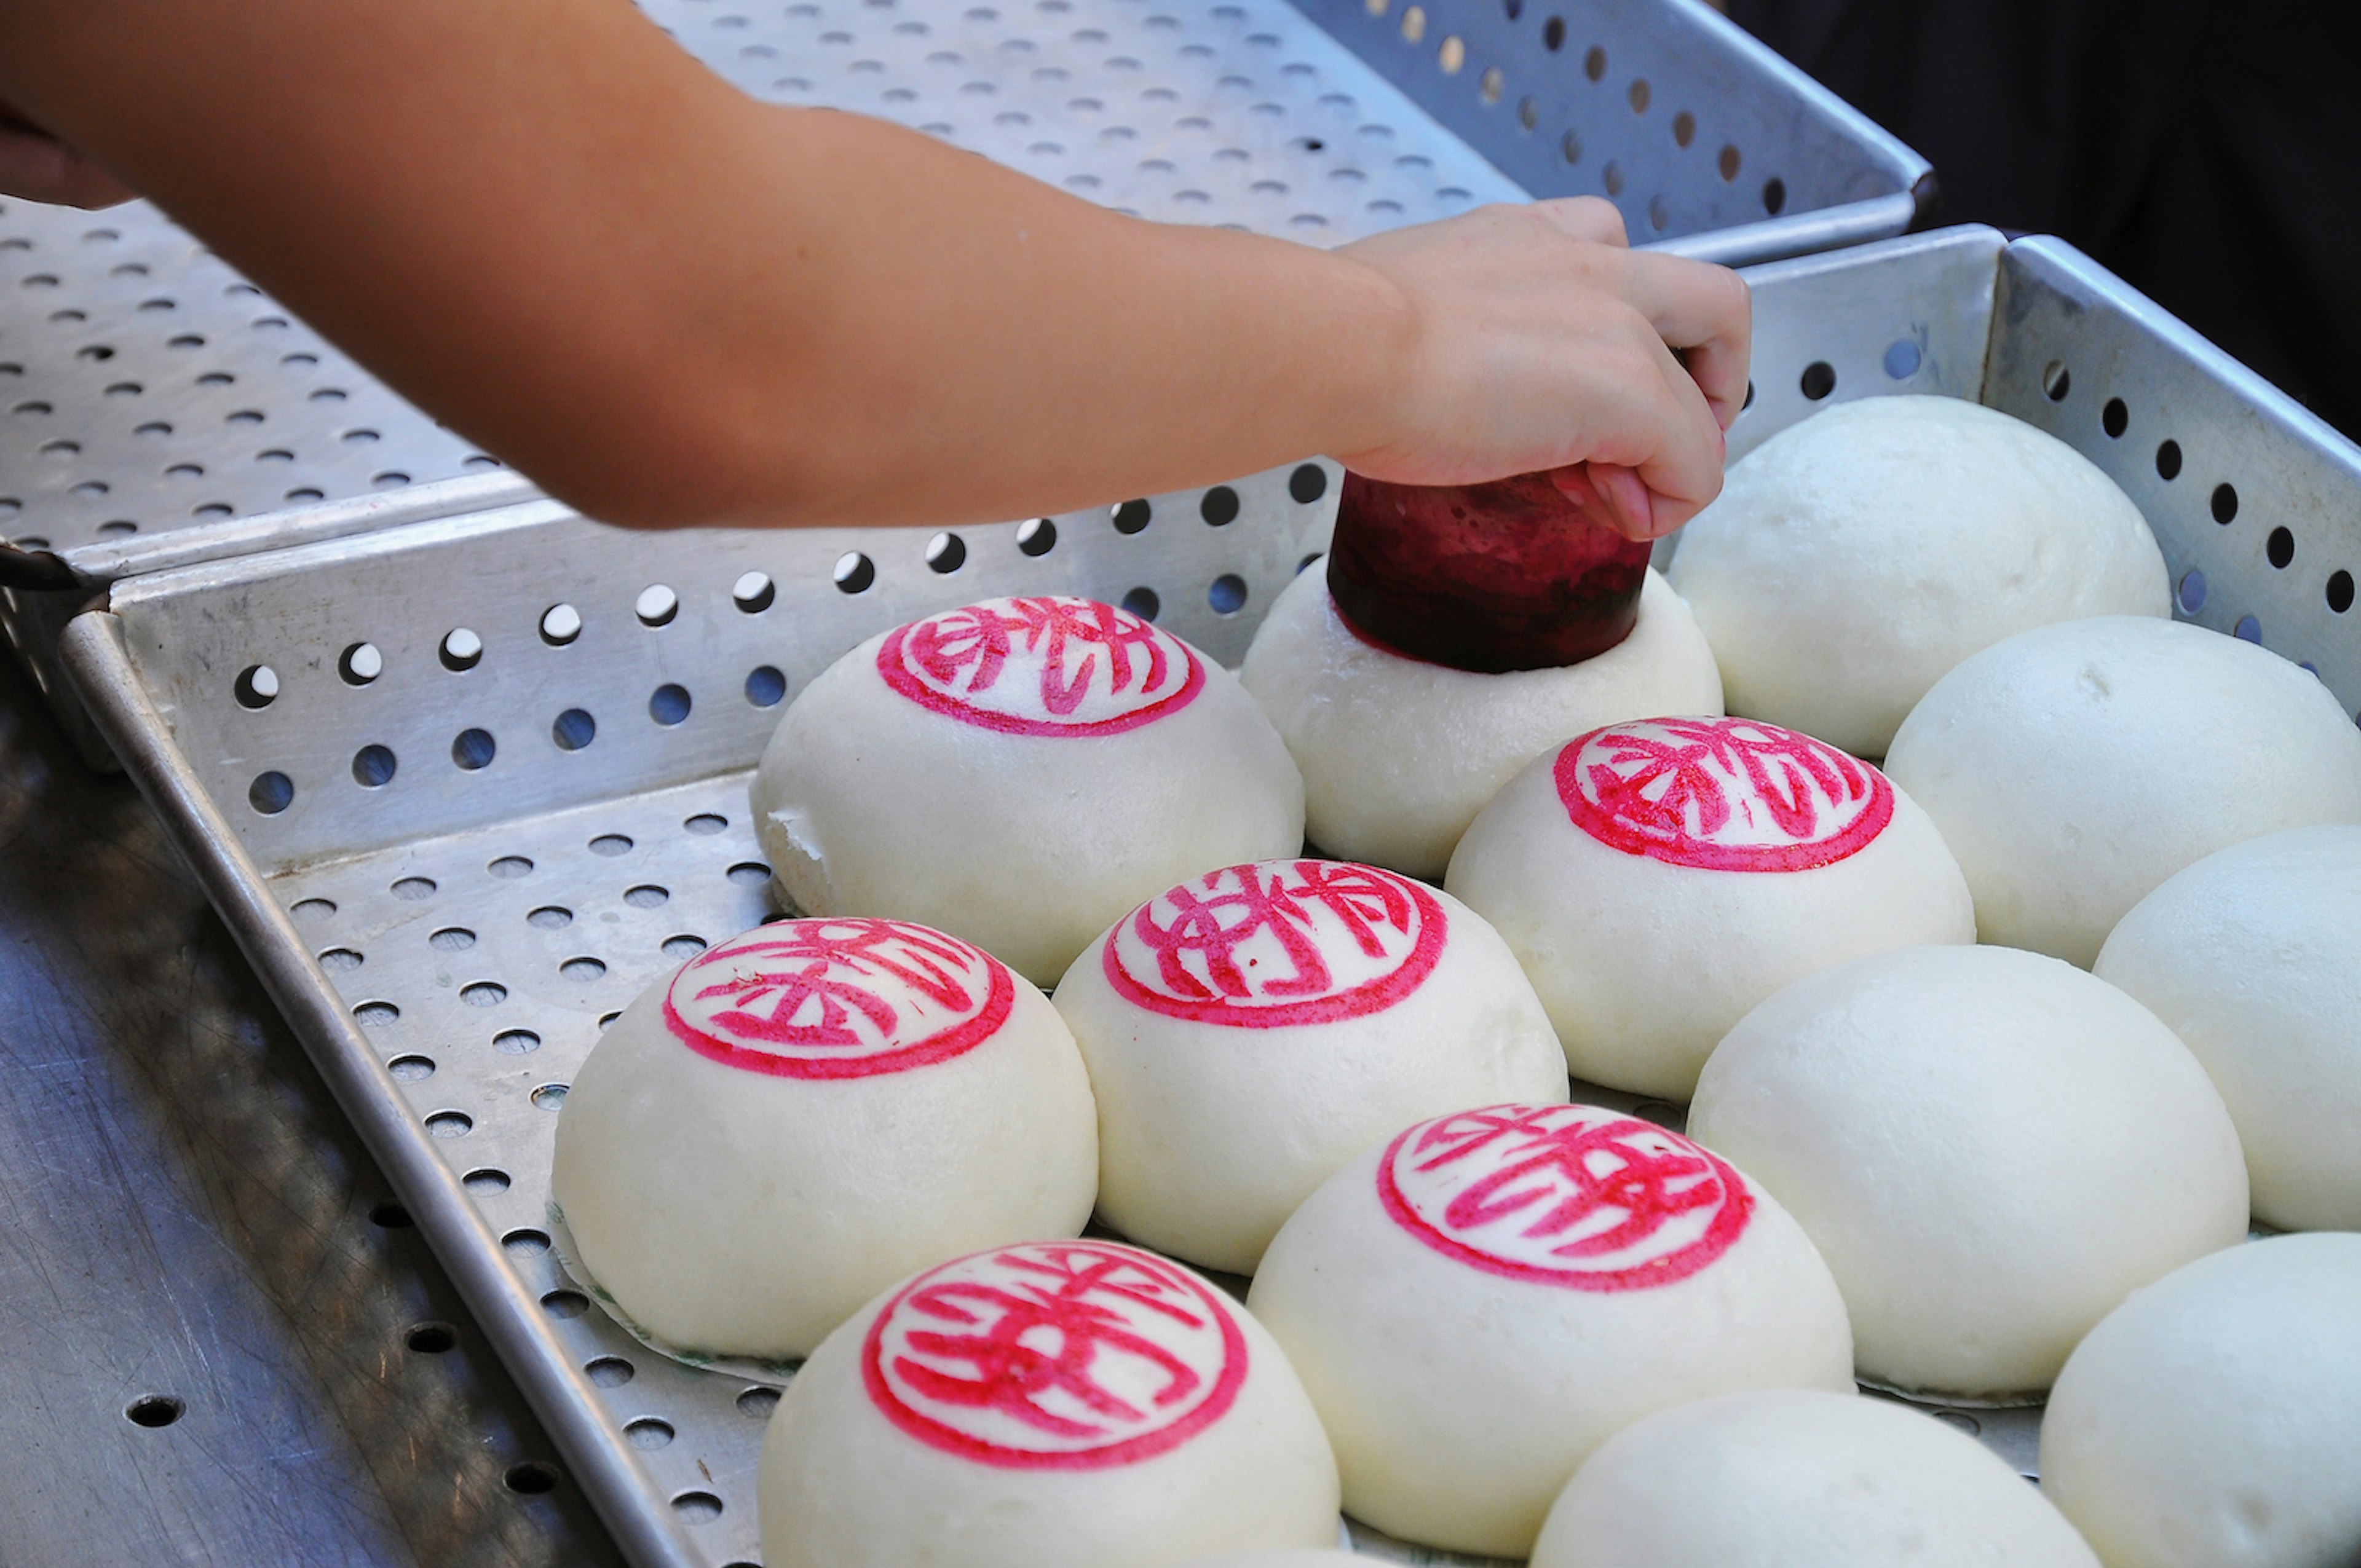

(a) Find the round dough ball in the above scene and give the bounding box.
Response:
[1240,564,1723,879]
[1445,715,1975,1098]
[1884,615,2361,967]
[759,1238,1341,1568]
[551,918,1097,1359]
[1669,394,2169,758]
[1533,1389,2098,1568]
[755,596,1305,985]
[2041,1233,2361,1568]
[1689,944,2248,1401]
[2095,825,2361,1231]
[1056,858,1568,1274]
[1247,1101,1854,1558]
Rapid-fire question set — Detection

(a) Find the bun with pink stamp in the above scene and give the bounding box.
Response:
[1056,859,1567,1274]
[759,1239,1341,1568]
[1248,1101,1853,1558]
[550,918,1098,1361]
[756,596,1304,987]
[1447,715,1974,1099]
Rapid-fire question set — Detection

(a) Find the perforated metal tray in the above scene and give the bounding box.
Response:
[1,0,1924,765]
[68,220,2360,1565]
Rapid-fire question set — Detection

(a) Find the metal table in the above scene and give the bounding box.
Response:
[0,652,622,1566]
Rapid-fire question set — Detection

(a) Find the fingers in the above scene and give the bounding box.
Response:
[0,126,136,208]
[1549,462,1655,542]
[1615,251,1751,430]
[1529,195,1628,248]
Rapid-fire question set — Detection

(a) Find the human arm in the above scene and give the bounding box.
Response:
[0,0,1745,538]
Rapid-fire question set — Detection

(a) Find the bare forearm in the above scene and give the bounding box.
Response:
[0,0,1412,529]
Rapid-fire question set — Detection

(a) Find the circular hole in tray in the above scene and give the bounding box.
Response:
[494,1029,542,1055]
[1627,77,1649,112]
[489,855,534,880]
[662,934,708,960]
[649,684,692,727]
[2268,526,2295,569]
[832,551,876,593]
[2213,483,2240,525]
[248,770,295,815]
[626,1417,675,1449]
[233,663,279,709]
[2328,570,2354,614]
[1298,552,1323,575]
[1438,34,1464,73]
[1208,573,1248,615]
[125,1395,184,1429]
[532,1083,569,1110]
[2156,438,2182,479]
[1111,498,1153,535]
[1761,176,1785,215]
[451,728,497,771]
[391,876,437,900]
[318,947,362,972]
[1718,143,1741,181]
[590,833,633,857]
[732,570,775,613]
[586,1355,635,1388]
[2041,361,2071,401]
[626,884,671,908]
[672,1492,723,1524]
[1647,196,1669,232]
[635,583,679,627]
[351,744,397,789]
[737,1385,783,1419]
[542,1290,590,1320]
[1672,109,1695,148]
[561,954,608,981]
[728,861,772,886]
[1200,486,1241,526]
[1602,160,1624,195]
[2177,568,2208,613]
[354,1001,400,1026]
[291,898,336,922]
[406,1322,457,1355]
[463,1167,511,1196]
[1932,1409,1981,1436]
[440,628,483,671]
[552,708,597,751]
[528,905,572,929]
[1017,516,1058,556]
[425,1111,472,1138]
[1481,65,1503,103]
[387,1054,435,1082]
[1799,361,1835,401]
[1288,463,1327,504]
[540,603,583,646]
[685,813,729,836]
[1560,129,1581,164]
[1120,586,1161,621]
[461,981,507,1007]
[1883,340,1920,380]
[745,665,787,707]
[1400,5,1423,42]
[598,1010,622,1030]
[430,926,476,951]
[338,642,384,686]
[503,1227,550,1256]
[2234,613,2262,644]
[2103,397,2128,438]
[505,1462,561,1495]
[927,530,968,573]
[368,1200,413,1229]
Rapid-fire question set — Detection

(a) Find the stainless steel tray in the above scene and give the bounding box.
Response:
[2,0,1924,763]
[68,218,2360,1564]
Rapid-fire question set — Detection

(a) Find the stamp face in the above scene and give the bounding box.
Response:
[1378,1104,1753,1292]
[877,596,1205,737]
[1103,859,1447,1028]
[861,1241,1248,1470]
[1554,716,1894,872]
[662,918,1013,1080]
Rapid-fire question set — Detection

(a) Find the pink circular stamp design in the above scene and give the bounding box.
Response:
[877,596,1206,737]
[1378,1103,1753,1292]
[1554,715,1895,872]
[1104,859,1448,1028]
[662,918,1013,1080]
[861,1240,1248,1470]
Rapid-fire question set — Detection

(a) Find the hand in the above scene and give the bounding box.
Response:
[1336,197,1750,540]
[0,98,134,208]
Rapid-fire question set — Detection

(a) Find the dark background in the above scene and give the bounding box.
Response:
[1725,0,2360,441]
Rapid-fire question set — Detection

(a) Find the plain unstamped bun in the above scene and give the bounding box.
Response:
[1690,944,2248,1401]
[1445,715,1974,1098]
[2042,1233,2361,1568]
[2095,825,2361,1231]
[754,596,1305,985]
[1883,614,2361,966]
[1240,565,1722,878]
[551,918,1097,1359]
[1670,395,2168,757]
[758,1239,1340,1568]
[1532,1389,2098,1568]
[1055,859,1568,1274]
[1248,1102,1853,1558]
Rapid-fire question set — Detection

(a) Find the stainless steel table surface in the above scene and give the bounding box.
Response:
[0,650,624,1567]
